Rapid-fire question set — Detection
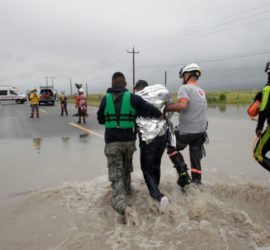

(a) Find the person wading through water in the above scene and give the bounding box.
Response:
[97,72,162,225]
[254,62,270,172]
[165,63,208,186]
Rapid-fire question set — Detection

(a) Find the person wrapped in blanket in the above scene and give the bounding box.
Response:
[134,81,191,210]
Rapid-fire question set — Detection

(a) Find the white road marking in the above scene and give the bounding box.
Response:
[39,108,46,113]
[69,122,104,138]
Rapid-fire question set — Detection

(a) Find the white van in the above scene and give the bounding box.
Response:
[0,86,27,104]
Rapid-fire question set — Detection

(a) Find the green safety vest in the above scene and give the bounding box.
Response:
[260,85,270,112]
[104,91,136,129]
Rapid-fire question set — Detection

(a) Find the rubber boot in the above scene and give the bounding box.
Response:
[168,149,191,187]
[176,165,191,187]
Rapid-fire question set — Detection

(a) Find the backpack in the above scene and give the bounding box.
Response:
[247,92,262,119]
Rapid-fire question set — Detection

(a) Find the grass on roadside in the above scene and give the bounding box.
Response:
[67,90,259,107]
[171,90,259,105]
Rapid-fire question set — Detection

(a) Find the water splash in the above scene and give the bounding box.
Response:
[0,174,270,250]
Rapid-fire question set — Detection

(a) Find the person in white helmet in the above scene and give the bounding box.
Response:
[165,63,208,186]
[75,88,88,124]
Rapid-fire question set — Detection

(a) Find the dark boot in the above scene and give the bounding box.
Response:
[176,166,191,187]
[168,148,190,187]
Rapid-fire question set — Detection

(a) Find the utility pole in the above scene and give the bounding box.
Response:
[127,46,139,87]
[44,76,56,88]
[85,82,88,97]
[44,77,48,86]
[165,71,167,87]
[70,78,73,96]
[50,77,56,89]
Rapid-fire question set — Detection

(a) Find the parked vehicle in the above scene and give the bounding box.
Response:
[38,86,56,106]
[0,86,27,104]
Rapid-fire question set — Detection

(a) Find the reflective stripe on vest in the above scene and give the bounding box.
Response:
[104,91,136,129]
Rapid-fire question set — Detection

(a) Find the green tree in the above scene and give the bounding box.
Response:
[219,93,227,102]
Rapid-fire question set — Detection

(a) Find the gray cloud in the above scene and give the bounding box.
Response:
[0,0,269,93]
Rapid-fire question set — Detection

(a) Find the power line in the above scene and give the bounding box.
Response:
[63,3,270,87]
[138,3,270,49]
[78,49,269,85]
[137,49,270,69]
[87,51,126,71]
[53,3,270,84]
[139,14,270,50]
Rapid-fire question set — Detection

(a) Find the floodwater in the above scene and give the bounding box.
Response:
[1,105,270,250]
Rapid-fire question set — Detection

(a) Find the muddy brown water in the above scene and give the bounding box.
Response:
[0,106,270,250]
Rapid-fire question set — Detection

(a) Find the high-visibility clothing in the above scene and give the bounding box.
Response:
[29,93,40,105]
[104,91,136,129]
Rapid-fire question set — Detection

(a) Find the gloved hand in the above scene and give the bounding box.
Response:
[256,128,263,138]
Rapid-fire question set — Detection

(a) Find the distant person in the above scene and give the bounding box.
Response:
[166,63,208,185]
[75,88,87,124]
[29,89,40,118]
[97,72,162,225]
[254,62,270,172]
[59,91,68,116]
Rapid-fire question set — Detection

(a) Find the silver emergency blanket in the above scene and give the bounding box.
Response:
[136,84,176,146]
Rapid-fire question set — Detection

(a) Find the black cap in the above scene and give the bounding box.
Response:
[134,80,148,91]
[112,72,125,81]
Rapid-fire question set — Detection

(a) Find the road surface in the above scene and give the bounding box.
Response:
[0,102,104,139]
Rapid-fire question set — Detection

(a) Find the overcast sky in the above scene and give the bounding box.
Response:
[0,0,270,93]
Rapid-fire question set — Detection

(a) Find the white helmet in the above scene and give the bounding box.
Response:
[179,63,201,78]
[79,88,84,93]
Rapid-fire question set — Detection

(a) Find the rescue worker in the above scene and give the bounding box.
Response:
[59,91,68,116]
[97,72,162,224]
[75,88,87,124]
[166,63,208,185]
[29,89,40,118]
[134,80,169,212]
[254,62,270,172]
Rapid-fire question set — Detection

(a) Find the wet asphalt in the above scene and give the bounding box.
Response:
[0,101,104,139]
[0,101,107,202]
[1,102,269,204]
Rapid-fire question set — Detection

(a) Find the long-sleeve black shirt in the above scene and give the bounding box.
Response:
[97,87,162,143]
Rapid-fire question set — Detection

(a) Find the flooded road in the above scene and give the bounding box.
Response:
[0,135,106,202]
[0,104,270,250]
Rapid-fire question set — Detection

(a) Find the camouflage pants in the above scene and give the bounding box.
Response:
[104,141,136,215]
